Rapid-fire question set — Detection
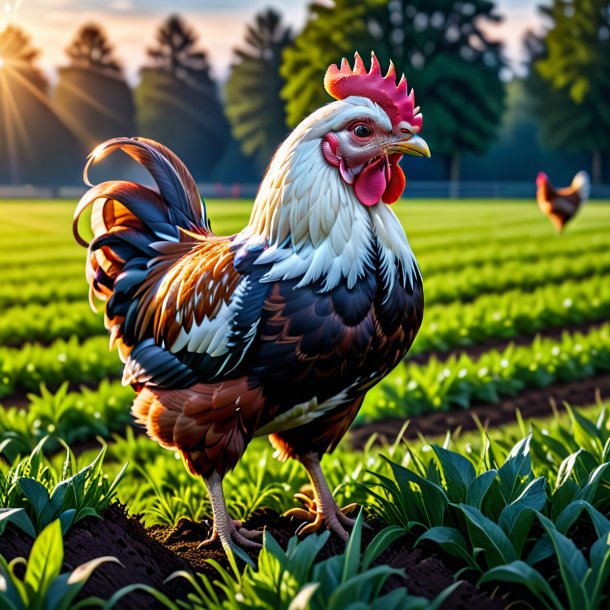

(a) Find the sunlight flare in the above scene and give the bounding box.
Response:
[1,0,22,32]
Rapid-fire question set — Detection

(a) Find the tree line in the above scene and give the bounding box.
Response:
[0,0,608,186]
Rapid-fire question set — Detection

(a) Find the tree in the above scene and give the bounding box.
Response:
[225,8,293,171]
[135,14,228,181]
[54,24,135,155]
[281,0,507,181]
[65,23,121,74]
[527,0,610,184]
[0,26,81,184]
[147,14,214,87]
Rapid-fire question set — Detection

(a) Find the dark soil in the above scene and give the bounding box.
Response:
[151,508,506,610]
[350,373,610,449]
[0,504,192,609]
[0,504,507,609]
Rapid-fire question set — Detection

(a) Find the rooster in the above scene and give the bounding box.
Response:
[73,52,429,551]
[536,171,590,233]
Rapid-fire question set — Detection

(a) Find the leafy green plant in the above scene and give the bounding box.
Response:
[168,512,460,610]
[0,381,133,461]
[480,510,610,610]
[0,336,121,399]
[0,438,126,536]
[363,322,610,421]
[0,519,120,610]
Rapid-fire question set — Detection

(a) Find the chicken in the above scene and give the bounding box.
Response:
[536,170,590,233]
[73,52,429,551]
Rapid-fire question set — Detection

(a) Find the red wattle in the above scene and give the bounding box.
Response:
[354,158,387,206]
[382,162,405,204]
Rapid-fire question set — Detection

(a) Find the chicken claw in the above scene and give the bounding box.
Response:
[285,453,360,541]
[198,519,262,550]
[285,492,358,540]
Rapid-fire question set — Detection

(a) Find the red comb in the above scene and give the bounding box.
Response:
[324,52,423,132]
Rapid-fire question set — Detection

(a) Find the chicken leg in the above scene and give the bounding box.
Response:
[285,452,358,541]
[198,472,263,551]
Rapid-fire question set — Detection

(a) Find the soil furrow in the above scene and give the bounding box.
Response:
[350,373,610,449]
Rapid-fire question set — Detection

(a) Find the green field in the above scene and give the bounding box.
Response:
[1,198,609,609]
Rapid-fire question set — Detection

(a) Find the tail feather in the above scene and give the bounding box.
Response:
[571,170,590,203]
[74,137,211,366]
[83,137,208,232]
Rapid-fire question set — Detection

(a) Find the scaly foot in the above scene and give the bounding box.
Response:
[285,488,358,541]
[198,518,263,550]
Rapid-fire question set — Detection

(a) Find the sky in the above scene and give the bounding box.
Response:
[5,0,546,84]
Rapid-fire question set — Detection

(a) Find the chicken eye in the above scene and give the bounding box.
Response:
[353,124,371,138]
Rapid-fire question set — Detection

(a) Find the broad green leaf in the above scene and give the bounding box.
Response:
[383,457,448,528]
[0,508,36,539]
[342,510,364,582]
[456,504,517,568]
[537,514,588,608]
[567,406,604,459]
[24,519,63,609]
[416,527,478,570]
[497,435,534,504]
[362,526,405,571]
[555,500,610,539]
[575,462,610,504]
[499,477,547,554]
[479,561,563,610]
[587,535,610,605]
[328,566,403,609]
[17,479,50,525]
[431,445,476,503]
[466,470,496,509]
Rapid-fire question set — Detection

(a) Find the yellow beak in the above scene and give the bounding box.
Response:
[385,135,431,158]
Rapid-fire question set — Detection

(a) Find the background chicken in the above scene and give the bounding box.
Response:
[536,170,590,232]
[73,52,429,551]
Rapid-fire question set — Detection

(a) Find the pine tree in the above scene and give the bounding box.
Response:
[281,0,507,181]
[527,0,610,183]
[225,9,293,170]
[54,24,135,153]
[136,14,228,181]
[65,23,121,74]
[147,14,214,87]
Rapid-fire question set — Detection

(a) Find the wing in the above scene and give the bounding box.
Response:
[252,266,423,423]
[121,238,271,388]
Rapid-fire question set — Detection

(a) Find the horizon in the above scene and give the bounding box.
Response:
[8,0,546,85]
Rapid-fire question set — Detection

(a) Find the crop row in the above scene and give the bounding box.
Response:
[0,279,88,309]
[411,216,607,254]
[1,277,608,403]
[0,261,84,285]
[0,336,120,399]
[424,246,610,304]
[364,322,610,422]
[3,264,610,353]
[0,301,103,347]
[421,230,610,275]
[412,272,610,355]
[0,381,134,461]
[2,239,608,315]
[2,321,608,458]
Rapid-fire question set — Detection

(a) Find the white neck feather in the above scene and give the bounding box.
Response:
[239,100,419,292]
